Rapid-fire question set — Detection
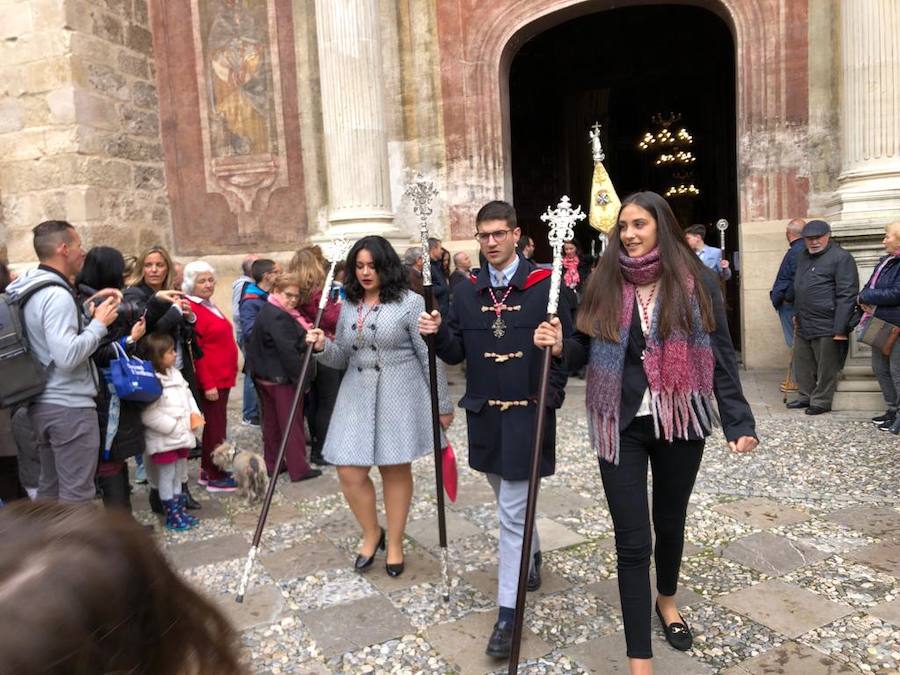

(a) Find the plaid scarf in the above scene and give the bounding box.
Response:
[586,248,716,464]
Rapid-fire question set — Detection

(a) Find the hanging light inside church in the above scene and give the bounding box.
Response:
[638,112,700,198]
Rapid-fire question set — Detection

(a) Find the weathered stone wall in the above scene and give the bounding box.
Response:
[0,0,171,263]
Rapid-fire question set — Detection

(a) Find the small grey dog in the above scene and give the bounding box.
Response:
[211,442,268,504]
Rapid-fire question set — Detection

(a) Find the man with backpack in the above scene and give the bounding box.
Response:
[4,221,119,502]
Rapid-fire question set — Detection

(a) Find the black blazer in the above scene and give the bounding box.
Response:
[245,302,308,385]
[565,270,756,442]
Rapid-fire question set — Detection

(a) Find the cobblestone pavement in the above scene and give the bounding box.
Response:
[133,370,900,674]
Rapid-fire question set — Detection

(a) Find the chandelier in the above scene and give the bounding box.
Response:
[638,113,700,198]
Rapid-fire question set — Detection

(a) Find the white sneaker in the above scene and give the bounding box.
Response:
[241,418,260,428]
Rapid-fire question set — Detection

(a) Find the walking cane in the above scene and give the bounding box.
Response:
[236,235,351,604]
[405,174,451,602]
[508,196,585,673]
[781,324,799,402]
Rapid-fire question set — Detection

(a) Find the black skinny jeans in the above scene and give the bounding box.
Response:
[600,416,704,659]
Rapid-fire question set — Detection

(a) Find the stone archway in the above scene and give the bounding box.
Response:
[435,0,809,239]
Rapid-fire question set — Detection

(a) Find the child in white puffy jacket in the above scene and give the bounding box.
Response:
[141,334,204,531]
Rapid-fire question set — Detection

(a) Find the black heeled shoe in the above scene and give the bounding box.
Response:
[181,482,201,510]
[655,601,693,651]
[385,559,405,577]
[354,527,385,572]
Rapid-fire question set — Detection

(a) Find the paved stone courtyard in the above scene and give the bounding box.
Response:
[133,369,900,674]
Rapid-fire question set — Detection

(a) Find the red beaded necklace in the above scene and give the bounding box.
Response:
[635,283,657,334]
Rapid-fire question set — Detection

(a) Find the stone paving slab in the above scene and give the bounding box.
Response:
[214,583,284,631]
[563,630,714,674]
[722,532,829,576]
[712,497,811,530]
[231,503,300,531]
[585,577,708,613]
[870,596,900,627]
[259,535,347,580]
[716,579,853,638]
[446,478,496,510]
[845,538,900,576]
[537,486,596,518]
[466,564,573,601]
[824,505,900,537]
[167,532,249,569]
[406,509,484,548]
[300,594,415,658]
[364,546,442,593]
[721,641,857,674]
[426,609,552,673]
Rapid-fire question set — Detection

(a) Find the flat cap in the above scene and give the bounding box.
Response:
[801,219,831,237]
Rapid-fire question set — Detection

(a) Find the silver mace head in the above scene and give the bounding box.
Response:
[324,234,352,264]
[404,173,439,224]
[541,196,586,316]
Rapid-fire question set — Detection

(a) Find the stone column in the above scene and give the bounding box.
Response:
[313,0,398,240]
[830,0,900,222]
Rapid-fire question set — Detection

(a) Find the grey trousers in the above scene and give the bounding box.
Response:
[794,335,843,409]
[486,473,541,608]
[871,345,900,411]
[29,403,100,502]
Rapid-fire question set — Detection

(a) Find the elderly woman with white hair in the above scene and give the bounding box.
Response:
[183,261,239,492]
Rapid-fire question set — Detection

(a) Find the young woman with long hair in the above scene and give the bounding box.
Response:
[535,191,758,674]
[306,236,453,577]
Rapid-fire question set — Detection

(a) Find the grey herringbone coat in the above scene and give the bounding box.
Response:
[317,290,452,466]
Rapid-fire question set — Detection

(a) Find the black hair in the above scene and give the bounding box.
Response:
[684,224,707,238]
[76,247,126,291]
[32,220,75,261]
[145,333,176,374]
[251,259,276,283]
[476,201,517,230]
[343,236,409,304]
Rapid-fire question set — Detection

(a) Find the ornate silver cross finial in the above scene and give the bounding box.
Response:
[404,173,439,287]
[318,235,353,310]
[589,122,605,164]
[541,195,586,316]
[715,218,729,252]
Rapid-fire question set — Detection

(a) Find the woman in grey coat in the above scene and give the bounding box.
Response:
[307,236,453,577]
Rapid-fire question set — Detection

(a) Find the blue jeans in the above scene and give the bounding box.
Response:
[777,303,795,348]
[239,344,259,422]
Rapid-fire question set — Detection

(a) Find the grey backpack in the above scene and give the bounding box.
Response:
[0,278,73,408]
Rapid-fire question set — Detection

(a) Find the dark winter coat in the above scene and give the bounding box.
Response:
[430,259,451,318]
[435,255,572,481]
[859,254,900,327]
[564,270,756,442]
[245,302,307,384]
[770,238,805,308]
[793,241,860,340]
[124,282,201,398]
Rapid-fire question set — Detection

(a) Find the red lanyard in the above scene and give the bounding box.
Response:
[356,301,379,335]
[487,287,513,319]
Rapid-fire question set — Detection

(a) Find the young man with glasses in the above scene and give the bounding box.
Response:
[418,200,572,659]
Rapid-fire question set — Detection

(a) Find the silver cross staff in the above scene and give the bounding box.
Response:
[716,218,729,253]
[404,173,439,286]
[319,235,352,309]
[541,196,586,316]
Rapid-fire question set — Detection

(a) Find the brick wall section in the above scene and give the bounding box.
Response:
[0,0,171,262]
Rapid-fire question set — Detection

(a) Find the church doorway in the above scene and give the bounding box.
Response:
[508,4,740,342]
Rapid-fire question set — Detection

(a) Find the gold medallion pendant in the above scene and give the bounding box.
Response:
[492,316,506,338]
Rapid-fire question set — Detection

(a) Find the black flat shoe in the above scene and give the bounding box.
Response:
[655,601,693,651]
[872,411,895,423]
[527,551,542,592]
[385,560,405,577]
[786,399,810,409]
[485,619,513,658]
[805,406,831,415]
[181,482,201,510]
[354,527,385,572]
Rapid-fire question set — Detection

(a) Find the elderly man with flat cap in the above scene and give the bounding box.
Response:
[789,220,859,414]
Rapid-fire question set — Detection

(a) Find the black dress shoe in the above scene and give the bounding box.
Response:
[149,488,163,515]
[354,527,385,572]
[786,399,810,409]
[527,551,542,592]
[805,406,831,415]
[655,602,693,651]
[385,560,405,577]
[485,619,513,658]
[181,482,201,510]
[872,410,895,423]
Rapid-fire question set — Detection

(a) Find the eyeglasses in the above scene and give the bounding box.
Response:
[474,229,512,243]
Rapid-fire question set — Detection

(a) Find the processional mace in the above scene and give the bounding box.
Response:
[508,196,585,673]
[404,173,451,602]
[236,235,353,604]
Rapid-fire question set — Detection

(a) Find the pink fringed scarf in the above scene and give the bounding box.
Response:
[268,294,312,331]
[585,248,716,464]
